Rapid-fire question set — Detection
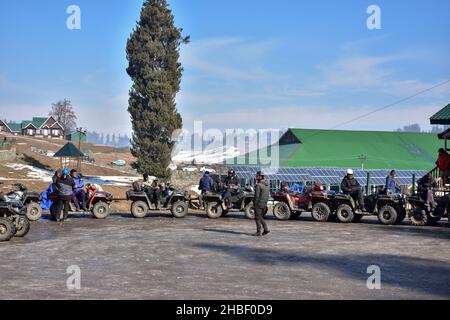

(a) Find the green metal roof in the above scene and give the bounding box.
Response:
[233,128,442,171]
[6,122,22,132]
[32,117,48,128]
[54,143,84,158]
[430,104,450,125]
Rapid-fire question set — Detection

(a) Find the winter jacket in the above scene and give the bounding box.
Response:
[385,175,401,194]
[199,175,214,192]
[224,176,239,187]
[254,180,270,209]
[436,152,450,171]
[72,174,84,190]
[56,176,75,200]
[290,183,304,193]
[418,175,436,191]
[341,176,361,194]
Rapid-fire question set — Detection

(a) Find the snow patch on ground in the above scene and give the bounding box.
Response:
[1,163,140,187]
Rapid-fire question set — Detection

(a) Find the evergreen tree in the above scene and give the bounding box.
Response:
[126,0,188,178]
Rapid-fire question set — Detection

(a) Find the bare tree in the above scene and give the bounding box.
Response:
[49,99,77,135]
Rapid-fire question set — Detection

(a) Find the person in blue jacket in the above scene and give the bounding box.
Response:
[290,183,304,193]
[198,171,214,209]
[70,169,86,211]
[385,170,401,194]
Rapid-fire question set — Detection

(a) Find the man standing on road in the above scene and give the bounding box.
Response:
[56,168,75,221]
[253,171,270,237]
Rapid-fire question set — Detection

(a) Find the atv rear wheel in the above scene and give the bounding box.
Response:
[311,202,331,222]
[26,202,42,221]
[378,205,397,225]
[273,202,291,220]
[171,201,188,218]
[92,202,110,219]
[244,203,255,220]
[336,204,354,223]
[410,208,427,226]
[206,202,223,219]
[14,216,30,237]
[131,201,148,219]
[0,217,16,242]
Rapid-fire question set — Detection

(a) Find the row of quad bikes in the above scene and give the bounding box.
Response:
[2,182,449,242]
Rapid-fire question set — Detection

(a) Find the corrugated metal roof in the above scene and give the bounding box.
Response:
[430,104,450,125]
[232,128,442,170]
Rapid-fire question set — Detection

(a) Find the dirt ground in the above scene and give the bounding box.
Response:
[1,212,449,300]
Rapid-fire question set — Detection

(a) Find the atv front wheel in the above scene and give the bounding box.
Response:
[378,205,397,225]
[206,202,223,219]
[311,202,331,222]
[14,216,30,237]
[244,203,255,219]
[273,202,291,220]
[131,201,148,219]
[92,202,110,219]
[0,217,16,242]
[26,202,42,221]
[171,201,188,218]
[336,204,354,223]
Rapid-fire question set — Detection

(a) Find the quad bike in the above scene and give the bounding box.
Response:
[202,186,256,219]
[127,183,191,218]
[334,191,407,225]
[407,193,449,226]
[272,184,335,221]
[48,189,113,220]
[0,194,31,241]
[3,183,41,221]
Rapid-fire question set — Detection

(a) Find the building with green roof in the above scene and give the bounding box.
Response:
[233,128,442,171]
[0,116,64,139]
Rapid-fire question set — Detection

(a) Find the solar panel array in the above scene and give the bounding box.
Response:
[230,166,427,186]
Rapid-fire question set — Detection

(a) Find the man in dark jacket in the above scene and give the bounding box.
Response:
[341,169,366,210]
[198,172,214,209]
[253,171,270,237]
[418,173,437,210]
[223,170,240,208]
[56,168,75,221]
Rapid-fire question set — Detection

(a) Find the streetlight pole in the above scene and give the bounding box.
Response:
[76,127,87,173]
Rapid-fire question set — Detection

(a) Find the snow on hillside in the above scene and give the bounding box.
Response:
[172,146,240,164]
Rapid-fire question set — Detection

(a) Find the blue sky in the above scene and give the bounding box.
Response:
[0,0,449,134]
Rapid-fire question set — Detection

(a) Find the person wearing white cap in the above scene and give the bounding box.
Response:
[341,169,366,210]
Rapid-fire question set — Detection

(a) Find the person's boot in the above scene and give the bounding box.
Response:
[262,230,270,236]
[252,232,262,237]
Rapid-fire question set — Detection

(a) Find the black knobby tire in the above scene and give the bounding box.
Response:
[311,202,331,222]
[410,208,427,226]
[14,216,30,237]
[0,217,16,242]
[377,205,398,225]
[92,202,110,219]
[336,204,354,223]
[206,202,222,219]
[244,203,255,220]
[273,202,292,220]
[395,207,407,224]
[26,202,42,221]
[131,201,148,219]
[171,201,188,218]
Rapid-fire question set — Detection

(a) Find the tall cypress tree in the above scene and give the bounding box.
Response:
[127,0,188,178]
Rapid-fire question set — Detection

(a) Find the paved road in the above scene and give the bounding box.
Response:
[1,212,449,300]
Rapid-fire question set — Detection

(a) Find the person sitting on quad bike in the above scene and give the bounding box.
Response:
[385,170,401,195]
[142,174,162,210]
[417,173,437,211]
[70,169,86,211]
[223,170,240,208]
[198,171,215,209]
[436,148,450,185]
[341,169,366,211]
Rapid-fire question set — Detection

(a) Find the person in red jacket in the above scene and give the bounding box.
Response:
[436,148,450,185]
